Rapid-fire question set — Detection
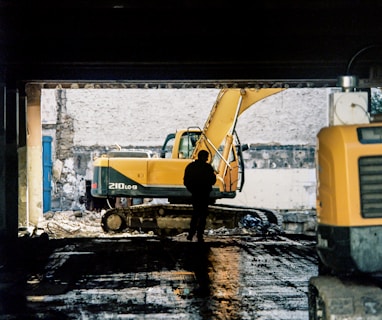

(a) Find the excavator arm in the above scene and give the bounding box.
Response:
[192,88,285,193]
[191,88,285,159]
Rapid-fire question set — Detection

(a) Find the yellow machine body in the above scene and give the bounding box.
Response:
[91,88,284,203]
[316,122,382,273]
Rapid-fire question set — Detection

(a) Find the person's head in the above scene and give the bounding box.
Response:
[198,150,209,162]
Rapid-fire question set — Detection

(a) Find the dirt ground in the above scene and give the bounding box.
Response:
[0,210,318,320]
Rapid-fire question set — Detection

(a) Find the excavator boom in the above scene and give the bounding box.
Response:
[192,88,285,159]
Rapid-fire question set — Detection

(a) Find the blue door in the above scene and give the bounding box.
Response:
[42,136,53,213]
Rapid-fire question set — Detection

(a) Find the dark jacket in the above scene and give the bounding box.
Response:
[183,159,216,195]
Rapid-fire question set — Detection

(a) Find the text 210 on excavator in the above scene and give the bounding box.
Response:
[91,88,284,204]
[90,88,284,233]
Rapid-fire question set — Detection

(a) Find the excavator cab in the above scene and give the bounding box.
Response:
[160,129,201,159]
[178,131,200,158]
[159,128,247,195]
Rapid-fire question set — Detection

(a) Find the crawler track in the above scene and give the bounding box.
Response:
[101,203,284,236]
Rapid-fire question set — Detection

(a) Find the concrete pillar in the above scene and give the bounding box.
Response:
[6,90,19,239]
[18,92,27,227]
[0,84,20,240]
[25,83,43,227]
[0,85,6,238]
[18,145,27,225]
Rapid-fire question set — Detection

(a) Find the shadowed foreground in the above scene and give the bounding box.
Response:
[0,234,317,319]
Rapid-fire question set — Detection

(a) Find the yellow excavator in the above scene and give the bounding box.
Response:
[91,88,284,204]
[90,87,285,232]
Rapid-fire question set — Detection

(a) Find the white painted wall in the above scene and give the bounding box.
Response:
[217,169,316,210]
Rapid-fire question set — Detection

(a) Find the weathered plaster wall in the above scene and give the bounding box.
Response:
[41,88,331,211]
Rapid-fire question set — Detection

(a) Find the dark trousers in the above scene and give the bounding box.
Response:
[189,192,210,239]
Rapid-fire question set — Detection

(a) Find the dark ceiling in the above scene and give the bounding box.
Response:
[1,1,382,87]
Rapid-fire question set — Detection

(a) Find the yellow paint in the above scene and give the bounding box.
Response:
[317,122,382,227]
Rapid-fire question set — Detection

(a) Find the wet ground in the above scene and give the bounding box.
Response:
[0,232,318,319]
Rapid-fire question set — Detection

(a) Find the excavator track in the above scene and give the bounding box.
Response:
[101,203,283,236]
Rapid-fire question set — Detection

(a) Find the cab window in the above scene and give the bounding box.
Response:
[179,132,200,158]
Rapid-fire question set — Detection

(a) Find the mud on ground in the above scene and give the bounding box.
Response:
[1,210,318,320]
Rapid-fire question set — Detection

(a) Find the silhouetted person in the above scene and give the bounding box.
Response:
[183,150,216,242]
